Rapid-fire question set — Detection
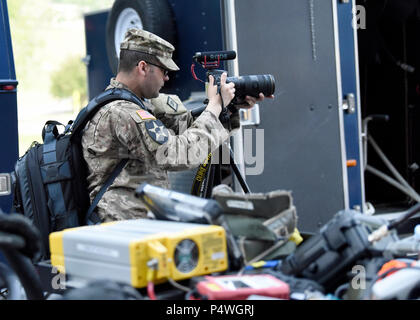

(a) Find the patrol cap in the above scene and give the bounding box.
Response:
[120,28,179,72]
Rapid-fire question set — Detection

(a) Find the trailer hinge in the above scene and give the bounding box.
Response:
[342,93,356,114]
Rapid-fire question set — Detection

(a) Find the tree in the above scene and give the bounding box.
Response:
[50,55,87,111]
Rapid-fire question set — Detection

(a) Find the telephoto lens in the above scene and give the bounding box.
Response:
[227,74,275,104]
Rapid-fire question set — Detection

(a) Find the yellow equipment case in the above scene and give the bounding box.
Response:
[49,219,228,288]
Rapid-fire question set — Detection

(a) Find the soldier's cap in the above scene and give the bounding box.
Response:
[120,28,179,72]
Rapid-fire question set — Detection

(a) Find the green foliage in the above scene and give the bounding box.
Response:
[6,0,114,93]
[7,0,44,84]
[50,56,87,105]
[7,0,23,20]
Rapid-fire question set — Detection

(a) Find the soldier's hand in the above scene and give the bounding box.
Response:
[236,93,275,109]
[206,73,235,117]
[219,72,235,107]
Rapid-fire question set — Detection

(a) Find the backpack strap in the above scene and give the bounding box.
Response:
[42,121,64,141]
[85,159,129,225]
[73,88,145,225]
[71,87,147,140]
[42,123,78,230]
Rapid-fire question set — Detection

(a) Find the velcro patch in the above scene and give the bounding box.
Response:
[166,95,178,112]
[136,109,156,120]
[145,120,169,144]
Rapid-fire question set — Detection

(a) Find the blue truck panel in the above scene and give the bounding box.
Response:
[337,1,364,210]
[0,0,19,213]
[84,11,114,100]
[0,0,16,80]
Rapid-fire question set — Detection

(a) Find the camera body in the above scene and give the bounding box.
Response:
[192,51,275,107]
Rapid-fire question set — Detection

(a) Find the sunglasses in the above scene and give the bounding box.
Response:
[146,62,169,77]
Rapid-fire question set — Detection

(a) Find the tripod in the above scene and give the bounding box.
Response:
[190,143,251,198]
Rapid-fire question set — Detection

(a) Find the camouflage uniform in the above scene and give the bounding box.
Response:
[81,29,233,222]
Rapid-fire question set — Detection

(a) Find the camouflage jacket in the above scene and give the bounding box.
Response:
[81,78,230,221]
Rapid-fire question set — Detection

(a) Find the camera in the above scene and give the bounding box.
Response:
[192,50,275,106]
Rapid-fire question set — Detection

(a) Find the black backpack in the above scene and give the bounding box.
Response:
[11,88,145,259]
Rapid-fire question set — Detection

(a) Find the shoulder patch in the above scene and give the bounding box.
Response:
[136,109,156,120]
[166,95,178,112]
[145,120,169,144]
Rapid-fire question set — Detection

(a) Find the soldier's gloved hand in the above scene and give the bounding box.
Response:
[0,212,42,261]
[236,93,275,109]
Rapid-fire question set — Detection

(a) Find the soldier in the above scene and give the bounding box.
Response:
[82,28,267,222]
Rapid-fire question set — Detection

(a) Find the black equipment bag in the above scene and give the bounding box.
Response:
[11,88,145,259]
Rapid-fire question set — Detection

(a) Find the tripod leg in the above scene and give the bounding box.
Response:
[204,164,216,198]
[204,146,223,198]
[229,149,251,194]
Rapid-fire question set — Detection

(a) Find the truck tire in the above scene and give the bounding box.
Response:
[106,0,177,74]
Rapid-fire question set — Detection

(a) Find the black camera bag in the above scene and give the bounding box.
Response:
[11,88,144,258]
